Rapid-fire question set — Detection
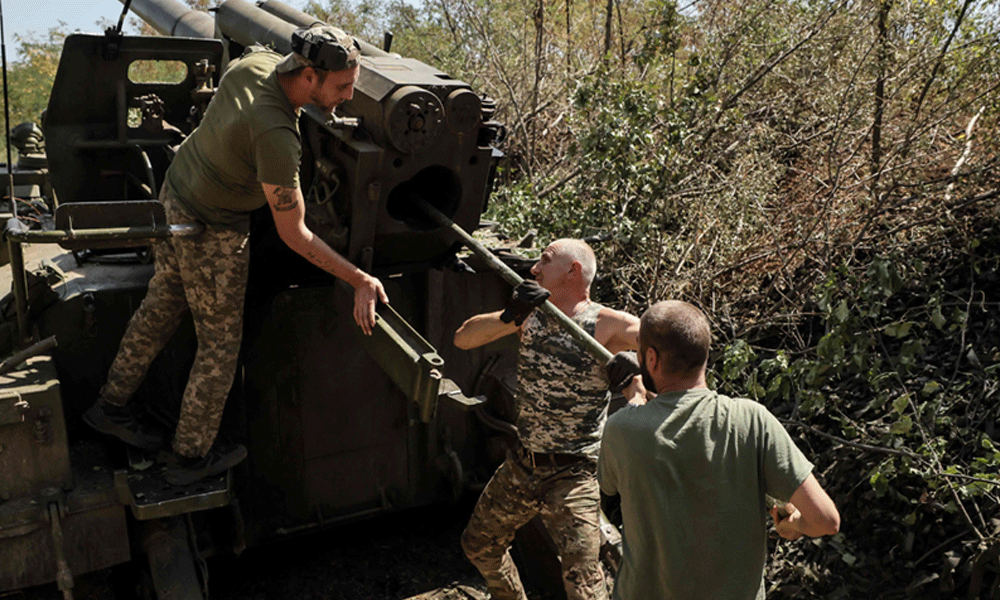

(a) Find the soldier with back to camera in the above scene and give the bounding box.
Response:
[84,25,388,485]
[598,300,841,599]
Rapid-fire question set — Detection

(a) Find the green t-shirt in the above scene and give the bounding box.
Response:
[165,47,301,228]
[598,388,814,600]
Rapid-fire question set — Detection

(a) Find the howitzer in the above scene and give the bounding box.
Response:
[0,1,630,597]
[39,0,506,416]
[0,1,520,598]
[115,0,622,576]
[114,0,504,271]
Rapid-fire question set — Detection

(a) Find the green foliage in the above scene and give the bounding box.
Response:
[634,0,683,68]
[485,73,686,248]
[713,250,943,423]
[304,0,396,47]
[13,0,1000,595]
[127,60,189,84]
[712,229,1000,593]
[1,29,64,159]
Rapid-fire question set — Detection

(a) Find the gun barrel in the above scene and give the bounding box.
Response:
[116,0,216,38]
[214,0,295,52]
[116,0,501,272]
[119,0,394,58]
[255,0,322,29]
[256,0,392,58]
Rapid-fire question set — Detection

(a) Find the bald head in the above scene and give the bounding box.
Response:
[551,239,597,287]
[640,301,711,377]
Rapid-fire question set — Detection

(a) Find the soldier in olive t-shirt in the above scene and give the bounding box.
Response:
[598,301,840,599]
[166,47,301,229]
[600,389,813,599]
[85,26,389,486]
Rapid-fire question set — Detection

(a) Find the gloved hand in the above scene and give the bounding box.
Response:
[606,351,640,393]
[499,280,550,326]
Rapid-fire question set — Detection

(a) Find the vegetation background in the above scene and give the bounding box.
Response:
[5,0,999,596]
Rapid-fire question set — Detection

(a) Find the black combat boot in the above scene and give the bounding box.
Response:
[163,443,248,486]
[82,400,166,452]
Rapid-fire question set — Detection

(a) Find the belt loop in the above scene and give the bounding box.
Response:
[529,449,536,470]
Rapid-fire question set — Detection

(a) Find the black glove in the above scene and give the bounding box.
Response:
[499,280,550,326]
[606,351,640,393]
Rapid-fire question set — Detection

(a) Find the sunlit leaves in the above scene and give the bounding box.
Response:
[1,29,65,158]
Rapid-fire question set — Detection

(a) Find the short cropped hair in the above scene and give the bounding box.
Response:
[279,65,333,84]
[640,300,711,376]
[552,239,597,287]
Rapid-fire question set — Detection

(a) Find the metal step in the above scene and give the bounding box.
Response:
[115,447,232,520]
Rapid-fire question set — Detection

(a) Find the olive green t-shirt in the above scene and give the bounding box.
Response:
[165,47,300,229]
[598,389,814,600]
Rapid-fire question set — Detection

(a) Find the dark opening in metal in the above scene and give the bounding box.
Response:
[386,166,461,231]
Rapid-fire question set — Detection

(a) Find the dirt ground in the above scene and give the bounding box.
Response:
[7,496,564,600]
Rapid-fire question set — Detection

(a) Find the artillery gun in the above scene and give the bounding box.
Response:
[0,121,54,264]
[0,1,536,597]
[1,121,52,210]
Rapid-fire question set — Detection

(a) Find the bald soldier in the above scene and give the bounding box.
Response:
[454,239,640,600]
[598,300,840,599]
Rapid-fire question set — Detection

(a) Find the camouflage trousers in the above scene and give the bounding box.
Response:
[101,184,249,457]
[461,454,608,600]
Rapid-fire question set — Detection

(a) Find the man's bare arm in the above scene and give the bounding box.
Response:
[770,473,840,540]
[595,307,640,354]
[454,311,520,350]
[263,183,388,335]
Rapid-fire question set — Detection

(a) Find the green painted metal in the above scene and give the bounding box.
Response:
[0,0,514,594]
[0,356,71,499]
[4,237,27,345]
[355,300,444,423]
[8,224,202,247]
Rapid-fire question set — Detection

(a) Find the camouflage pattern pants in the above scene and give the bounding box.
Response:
[461,454,608,600]
[101,185,249,458]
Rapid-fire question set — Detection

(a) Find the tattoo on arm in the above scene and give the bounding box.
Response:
[305,249,337,274]
[271,187,298,212]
